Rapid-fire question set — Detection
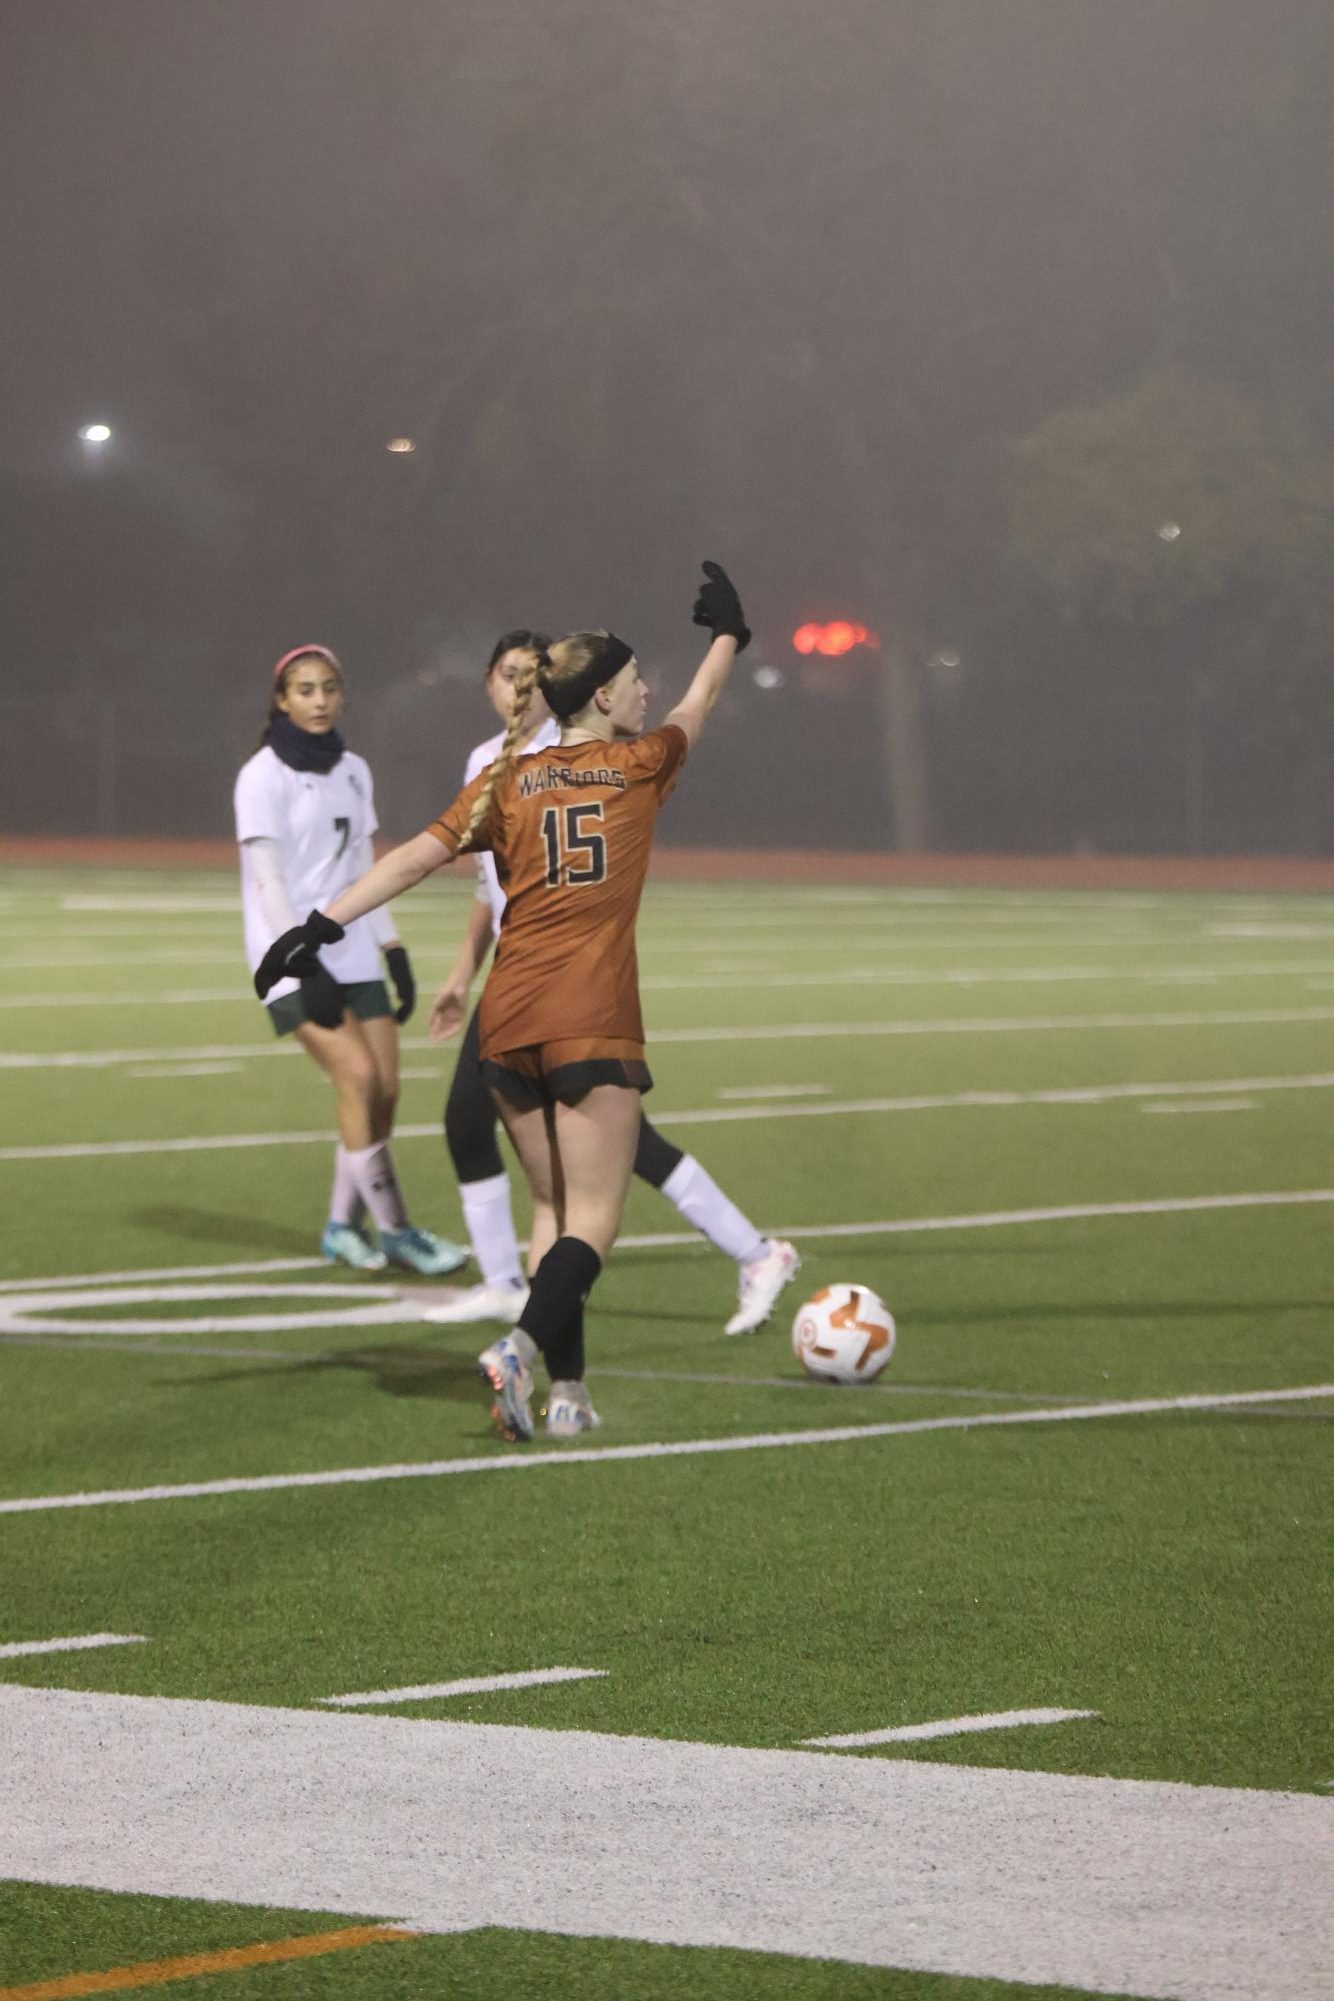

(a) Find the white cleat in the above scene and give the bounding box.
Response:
[477,1331,536,1443]
[724,1237,801,1336]
[420,1282,528,1327]
[545,1380,602,1439]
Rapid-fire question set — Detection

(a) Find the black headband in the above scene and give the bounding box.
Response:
[539,634,634,719]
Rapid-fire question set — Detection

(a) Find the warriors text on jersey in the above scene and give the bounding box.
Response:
[426,725,688,1058]
[234,745,382,999]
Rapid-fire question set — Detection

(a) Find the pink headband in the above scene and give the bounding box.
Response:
[272,645,341,686]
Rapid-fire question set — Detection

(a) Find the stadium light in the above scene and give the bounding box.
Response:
[386,437,416,453]
[79,423,112,444]
[791,620,876,657]
[1157,521,1182,541]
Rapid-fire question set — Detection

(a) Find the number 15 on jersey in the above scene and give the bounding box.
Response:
[541,802,607,887]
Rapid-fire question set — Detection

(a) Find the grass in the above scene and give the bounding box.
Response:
[0,867,1331,1999]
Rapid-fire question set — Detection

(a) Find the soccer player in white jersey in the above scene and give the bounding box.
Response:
[234,646,467,1276]
[421,629,798,1334]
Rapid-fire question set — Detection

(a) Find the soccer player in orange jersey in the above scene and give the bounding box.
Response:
[426,628,797,1337]
[254,562,751,1442]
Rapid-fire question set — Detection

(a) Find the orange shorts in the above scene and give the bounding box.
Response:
[480,1036,652,1110]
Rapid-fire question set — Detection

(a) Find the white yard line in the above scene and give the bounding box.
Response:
[802,1707,1099,1748]
[0,1632,146,1659]
[1,1384,1327,1516]
[4,958,1334,1010]
[321,1667,608,1708]
[7,1070,1334,1161]
[3,1187,1334,1298]
[8,1004,1334,1071]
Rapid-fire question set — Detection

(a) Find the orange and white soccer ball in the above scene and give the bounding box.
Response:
[792,1283,896,1384]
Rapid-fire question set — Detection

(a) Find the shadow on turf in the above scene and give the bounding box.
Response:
[134,1205,314,1256]
[162,1342,492,1404]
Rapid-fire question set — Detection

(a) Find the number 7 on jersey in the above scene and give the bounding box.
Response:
[541,802,607,886]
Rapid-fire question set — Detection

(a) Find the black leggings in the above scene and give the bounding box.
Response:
[444,1004,685,1189]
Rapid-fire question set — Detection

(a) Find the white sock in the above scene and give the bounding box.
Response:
[660,1154,765,1266]
[329,1145,366,1230]
[459,1171,525,1290]
[344,1141,409,1234]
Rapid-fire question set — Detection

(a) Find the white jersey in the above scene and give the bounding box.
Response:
[464,718,560,937]
[234,745,384,999]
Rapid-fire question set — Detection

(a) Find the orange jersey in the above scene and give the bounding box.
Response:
[426,725,688,1057]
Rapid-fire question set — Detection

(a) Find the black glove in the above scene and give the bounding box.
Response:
[691,559,751,653]
[299,963,346,1030]
[253,908,345,1000]
[384,944,416,1025]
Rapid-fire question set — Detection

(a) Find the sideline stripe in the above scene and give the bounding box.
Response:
[321,1666,608,1708]
[3,1188,1334,1296]
[7,1069,1334,1160]
[8,1004,1334,1071]
[2,1384,1327,1516]
[0,1925,414,2001]
[0,1633,146,1660]
[802,1707,1099,1749]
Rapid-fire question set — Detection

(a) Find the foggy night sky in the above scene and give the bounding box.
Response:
[2,1,1331,849]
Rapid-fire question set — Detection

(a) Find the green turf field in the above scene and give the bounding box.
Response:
[0,866,1330,2001]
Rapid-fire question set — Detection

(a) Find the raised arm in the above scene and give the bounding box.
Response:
[663,561,750,750]
[324,829,450,930]
[251,828,453,1002]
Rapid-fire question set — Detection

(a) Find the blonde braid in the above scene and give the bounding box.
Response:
[454,654,541,854]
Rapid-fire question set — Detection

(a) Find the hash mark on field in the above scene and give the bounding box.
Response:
[321,1666,608,1708]
[0,1634,146,1660]
[802,1707,1100,1749]
[1140,1097,1256,1115]
[128,1062,243,1080]
[2,1384,1328,1515]
[716,1082,831,1100]
[0,1925,414,2001]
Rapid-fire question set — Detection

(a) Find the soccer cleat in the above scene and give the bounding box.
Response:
[320,1221,387,1272]
[420,1282,528,1327]
[477,1332,536,1443]
[545,1381,602,1439]
[724,1237,801,1336]
[380,1226,470,1277]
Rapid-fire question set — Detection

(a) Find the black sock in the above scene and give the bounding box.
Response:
[519,1235,601,1381]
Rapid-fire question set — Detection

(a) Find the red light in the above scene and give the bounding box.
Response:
[791,621,876,657]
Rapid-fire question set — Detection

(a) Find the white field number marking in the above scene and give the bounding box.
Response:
[321,1667,608,1708]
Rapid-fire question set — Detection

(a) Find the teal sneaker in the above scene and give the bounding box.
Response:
[380,1226,469,1277]
[321,1221,387,1272]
